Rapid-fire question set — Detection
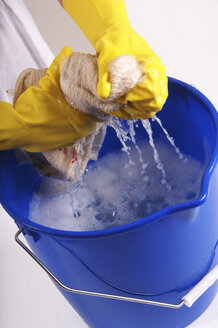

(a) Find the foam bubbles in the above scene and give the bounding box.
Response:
[29,140,203,231]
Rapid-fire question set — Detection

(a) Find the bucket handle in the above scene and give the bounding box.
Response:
[15,228,218,309]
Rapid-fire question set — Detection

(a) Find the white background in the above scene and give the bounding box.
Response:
[0,0,217,327]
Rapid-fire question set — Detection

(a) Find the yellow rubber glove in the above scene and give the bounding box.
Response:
[62,0,168,120]
[0,47,98,153]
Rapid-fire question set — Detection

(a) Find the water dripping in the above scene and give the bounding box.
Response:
[108,117,135,166]
[153,116,184,160]
[141,119,171,190]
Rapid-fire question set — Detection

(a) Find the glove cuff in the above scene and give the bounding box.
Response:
[62,0,131,48]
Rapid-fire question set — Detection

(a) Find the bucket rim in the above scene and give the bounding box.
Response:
[2,77,218,238]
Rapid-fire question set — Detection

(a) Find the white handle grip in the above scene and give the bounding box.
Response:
[182,265,218,307]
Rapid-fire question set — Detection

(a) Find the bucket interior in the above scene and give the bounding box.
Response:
[0,77,217,233]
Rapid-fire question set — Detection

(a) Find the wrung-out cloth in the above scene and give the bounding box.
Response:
[13,47,147,183]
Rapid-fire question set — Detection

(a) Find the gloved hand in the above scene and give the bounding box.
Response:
[0,47,98,153]
[62,0,168,120]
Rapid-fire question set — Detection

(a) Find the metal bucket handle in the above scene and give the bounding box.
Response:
[15,228,218,309]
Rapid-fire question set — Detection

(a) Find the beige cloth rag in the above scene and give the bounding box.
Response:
[14,52,143,183]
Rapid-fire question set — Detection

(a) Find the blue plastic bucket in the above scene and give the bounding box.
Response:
[0,77,217,328]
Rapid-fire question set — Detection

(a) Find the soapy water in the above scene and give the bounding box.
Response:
[29,118,203,231]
